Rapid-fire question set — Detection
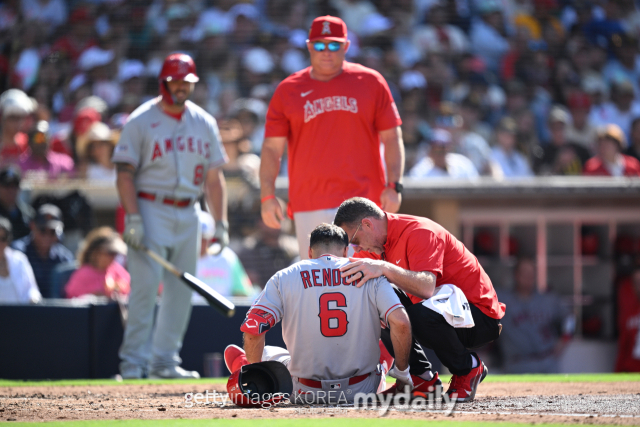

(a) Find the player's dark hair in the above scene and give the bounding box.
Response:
[310,223,348,250]
[333,197,384,228]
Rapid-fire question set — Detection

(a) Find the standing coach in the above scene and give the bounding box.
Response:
[335,197,505,402]
[259,15,405,259]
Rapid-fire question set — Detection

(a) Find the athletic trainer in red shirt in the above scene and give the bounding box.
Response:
[334,197,505,402]
[259,15,404,259]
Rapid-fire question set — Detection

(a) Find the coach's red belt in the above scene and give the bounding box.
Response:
[137,191,193,208]
[297,373,370,389]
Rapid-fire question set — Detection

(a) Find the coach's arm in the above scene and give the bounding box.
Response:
[379,126,404,213]
[243,332,266,364]
[342,259,437,300]
[259,136,287,229]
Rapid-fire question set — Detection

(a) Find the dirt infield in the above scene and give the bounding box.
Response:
[1,381,640,425]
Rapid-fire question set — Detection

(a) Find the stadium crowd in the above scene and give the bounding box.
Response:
[1,0,640,372]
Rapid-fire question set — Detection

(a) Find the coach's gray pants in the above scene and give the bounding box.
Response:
[119,198,200,372]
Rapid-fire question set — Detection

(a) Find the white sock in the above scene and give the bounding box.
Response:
[470,354,478,368]
[418,370,433,381]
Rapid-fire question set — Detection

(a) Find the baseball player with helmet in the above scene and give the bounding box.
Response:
[113,53,229,379]
[224,223,413,405]
[259,15,404,259]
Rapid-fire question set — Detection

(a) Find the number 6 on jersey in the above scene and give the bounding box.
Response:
[318,292,349,337]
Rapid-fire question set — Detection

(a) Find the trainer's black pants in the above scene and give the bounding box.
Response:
[381,285,502,376]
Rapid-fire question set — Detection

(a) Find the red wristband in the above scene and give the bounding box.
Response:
[261,194,276,203]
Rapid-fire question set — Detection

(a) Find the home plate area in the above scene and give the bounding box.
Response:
[1,381,640,425]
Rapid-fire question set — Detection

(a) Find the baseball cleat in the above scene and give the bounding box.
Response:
[445,353,488,402]
[120,365,144,380]
[224,344,248,373]
[148,365,200,379]
[380,371,442,396]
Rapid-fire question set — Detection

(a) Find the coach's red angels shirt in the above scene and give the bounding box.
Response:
[264,61,401,214]
[354,213,506,320]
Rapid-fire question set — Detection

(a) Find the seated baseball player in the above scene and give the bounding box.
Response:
[225,223,414,404]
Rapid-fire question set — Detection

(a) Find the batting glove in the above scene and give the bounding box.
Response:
[124,214,144,249]
[388,365,414,391]
[213,220,229,250]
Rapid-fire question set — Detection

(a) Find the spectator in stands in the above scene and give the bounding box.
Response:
[195,209,254,301]
[469,0,510,74]
[19,121,75,180]
[412,1,470,58]
[499,257,574,373]
[615,265,640,372]
[409,128,478,179]
[589,80,640,141]
[229,98,267,154]
[534,106,590,175]
[490,116,533,178]
[565,92,597,152]
[602,34,640,96]
[21,0,67,36]
[0,89,34,163]
[12,204,74,298]
[76,121,117,182]
[64,227,129,299]
[584,124,640,177]
[626,117,640,162]
[50,7,96,63]
[239,218,298,289]
[0,166,33,240]
[436,102,495,176]
[0,217,40,304]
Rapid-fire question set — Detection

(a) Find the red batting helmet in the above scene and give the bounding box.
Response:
[158,53,199,104]
[227,361,293,408]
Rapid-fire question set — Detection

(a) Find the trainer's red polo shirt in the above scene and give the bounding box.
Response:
[355,213,505,319]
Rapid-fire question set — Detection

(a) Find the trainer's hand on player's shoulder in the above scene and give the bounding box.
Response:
[124,214,144,248]
[340,258,386,287]
[380,187,401,213]
[213,220,229,249]
[261,197,284,229]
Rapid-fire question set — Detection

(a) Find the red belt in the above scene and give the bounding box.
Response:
[298,373,369,389]
[137,191,193,208]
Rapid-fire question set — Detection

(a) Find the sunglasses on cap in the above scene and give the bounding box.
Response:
[312,41,342,52]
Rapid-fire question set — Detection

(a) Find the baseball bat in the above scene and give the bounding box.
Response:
[141,245,236,317]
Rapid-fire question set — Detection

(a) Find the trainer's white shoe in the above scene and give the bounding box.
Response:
[149,366,201,379]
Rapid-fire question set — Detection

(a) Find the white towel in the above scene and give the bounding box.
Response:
[422,284,474,328]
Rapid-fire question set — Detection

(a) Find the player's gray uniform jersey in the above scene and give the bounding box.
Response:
[241,254,403,380]
[112,98,227,197]
[114,98,228,373]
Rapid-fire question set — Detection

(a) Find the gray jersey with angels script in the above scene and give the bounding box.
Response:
[112,98,227,198]
[240,254,403,380]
